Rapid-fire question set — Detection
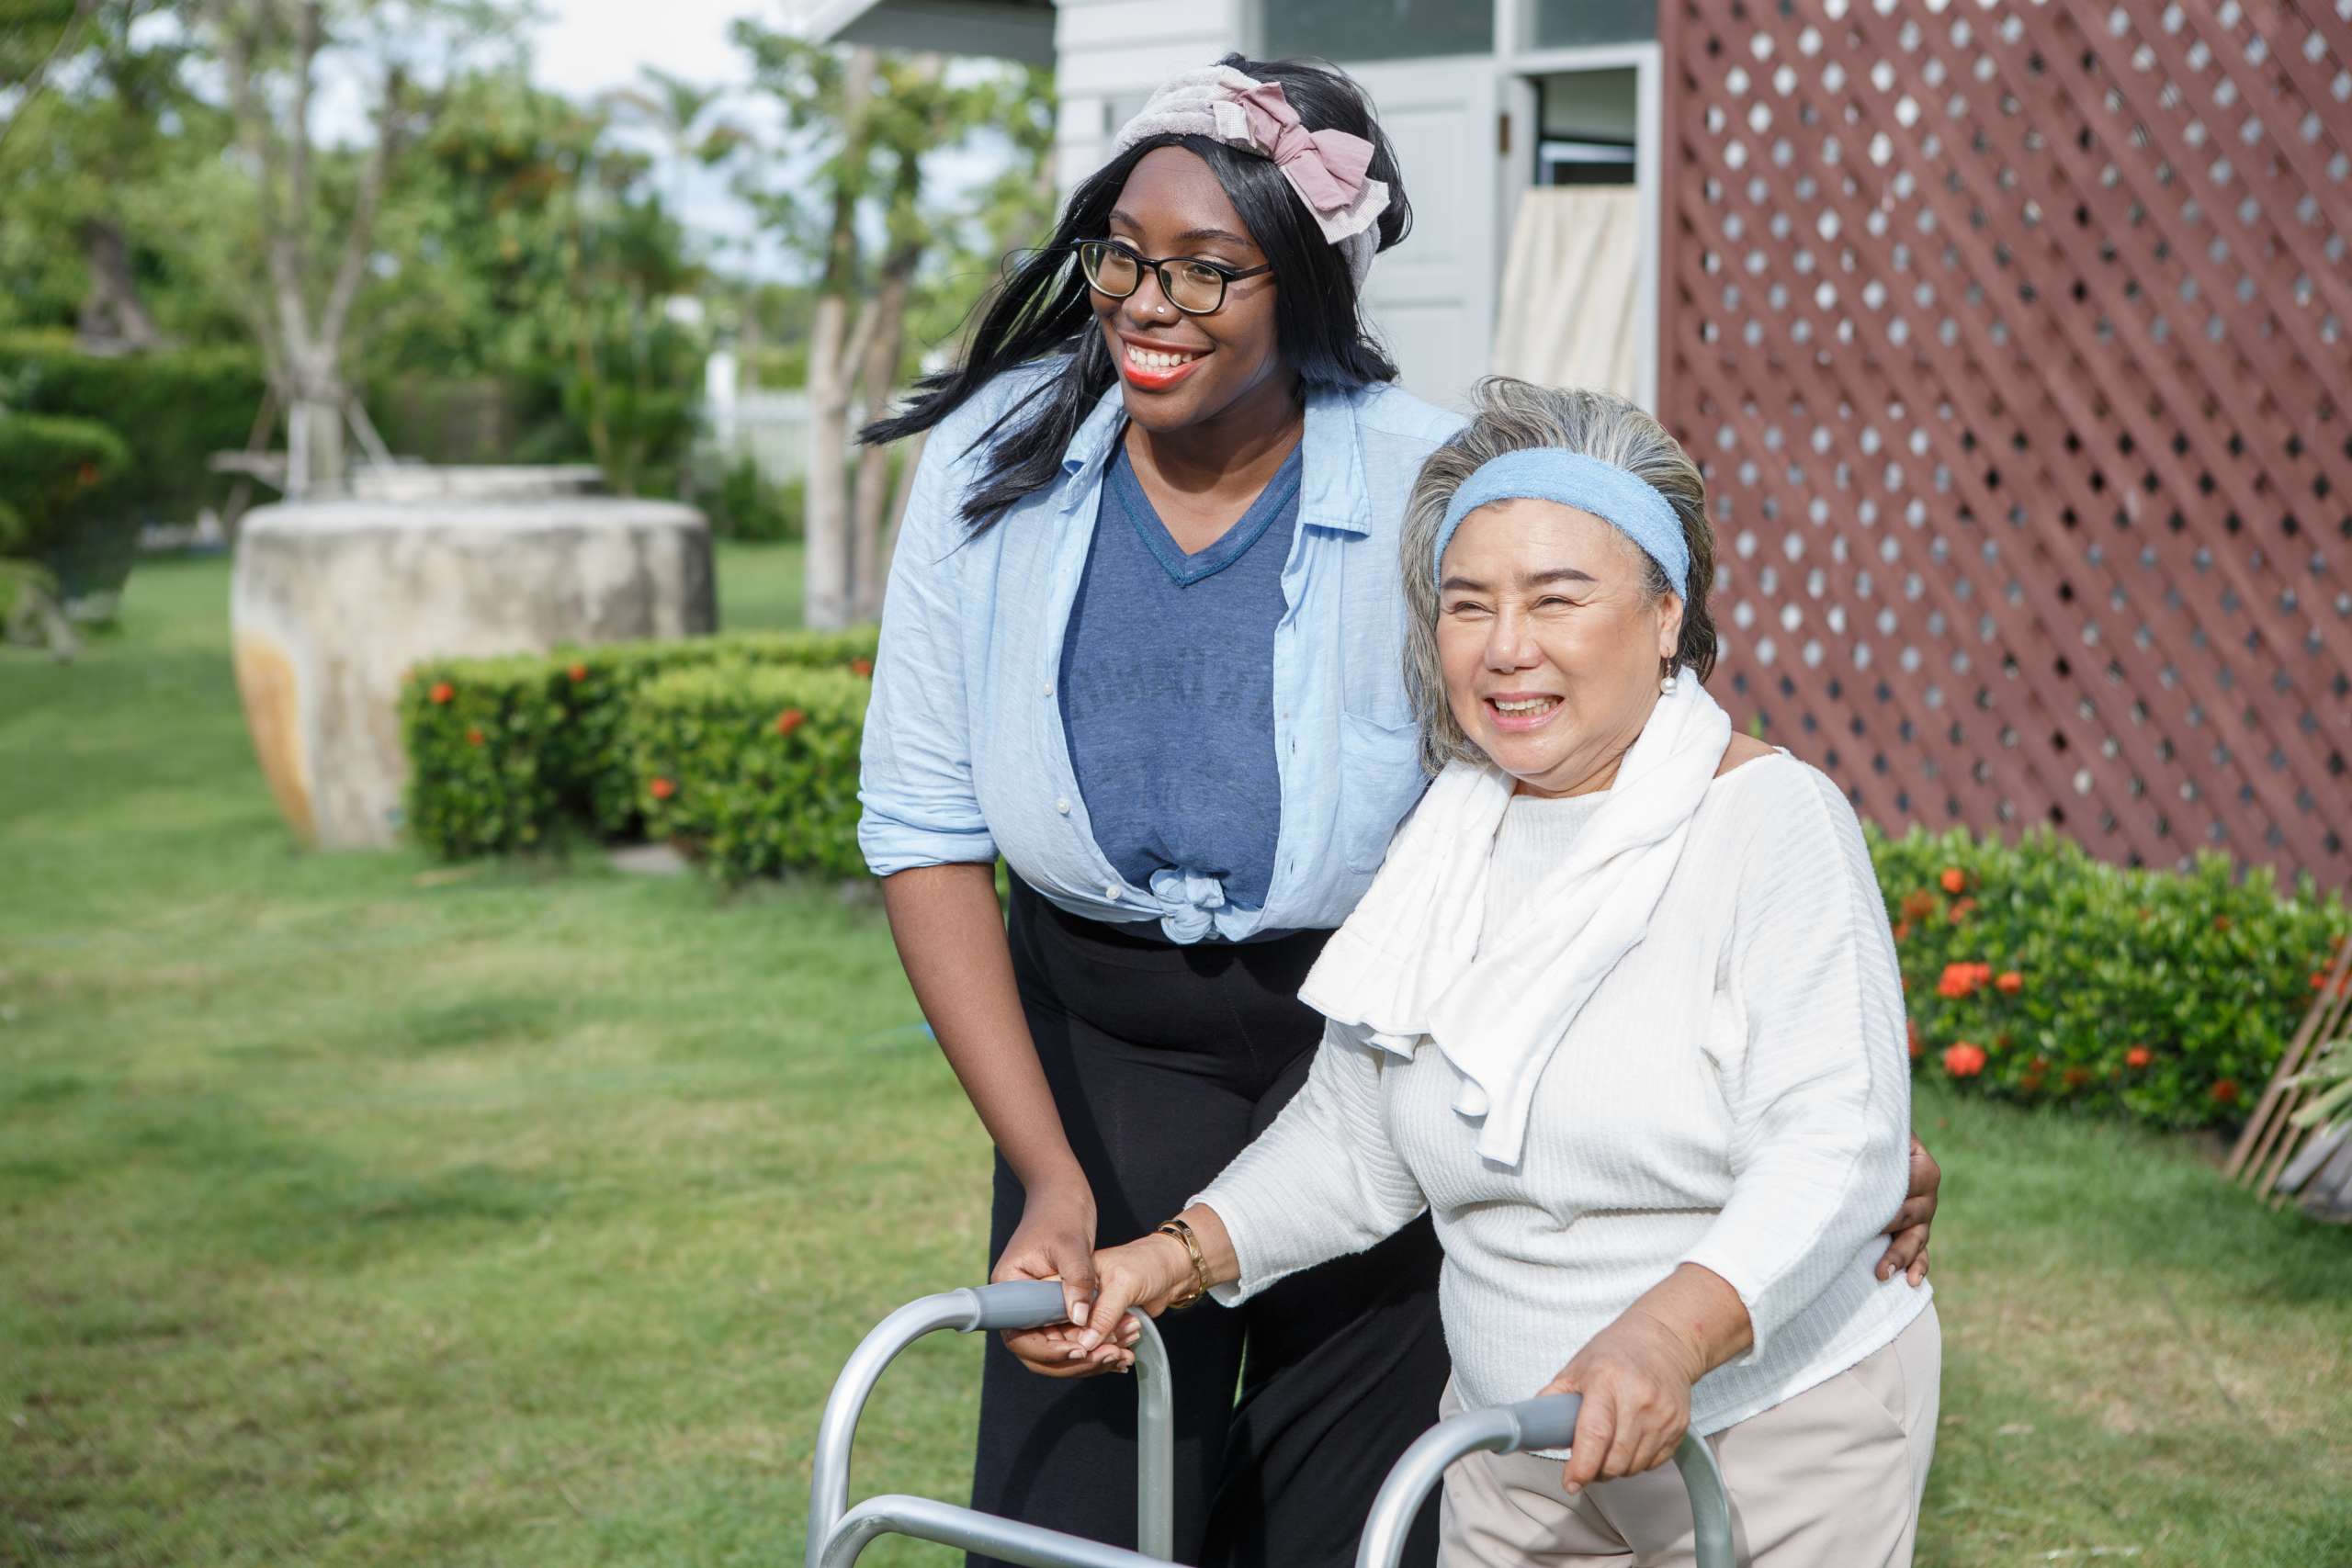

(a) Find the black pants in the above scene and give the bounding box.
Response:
[969,881,1446,1568]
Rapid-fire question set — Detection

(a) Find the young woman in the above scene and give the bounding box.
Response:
[856,57,1939,1568]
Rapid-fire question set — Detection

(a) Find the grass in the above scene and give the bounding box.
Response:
[3,547,2349,1567]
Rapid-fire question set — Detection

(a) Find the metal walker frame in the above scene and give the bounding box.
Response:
[807,1280,1737,1568]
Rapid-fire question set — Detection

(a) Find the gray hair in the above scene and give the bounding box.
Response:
[1400,378,1718,775]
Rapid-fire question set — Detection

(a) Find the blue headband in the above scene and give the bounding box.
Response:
[1432,449,1690,600]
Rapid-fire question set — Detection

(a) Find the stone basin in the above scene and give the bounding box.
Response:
[231,493,714,849]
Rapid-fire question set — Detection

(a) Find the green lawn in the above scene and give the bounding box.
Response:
[4,550,2348,1567]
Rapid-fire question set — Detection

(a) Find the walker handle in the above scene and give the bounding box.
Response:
[1355,1393,1736,1568]
[1495,1393,1583,1453]
[957,1280,1075,1332]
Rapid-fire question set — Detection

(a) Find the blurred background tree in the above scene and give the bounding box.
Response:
[729,20,1052,626]
[0,0,1056,642]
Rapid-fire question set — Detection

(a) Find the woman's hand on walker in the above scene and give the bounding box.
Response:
[1539,1305,1703,1495]
[1065,1232,1200,1371]
[993,1177,1109,1379]
[1875,1132,1939,1287]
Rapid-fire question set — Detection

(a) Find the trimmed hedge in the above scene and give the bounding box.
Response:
[1873,826,2351,1130]
[0,332,265,530]
[400,627,877,856]
[627,664,870,882]
[0,413,131,558]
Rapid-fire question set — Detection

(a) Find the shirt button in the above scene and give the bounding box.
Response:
[1056,797,1070,815]
[1044,682,1054,697]
[1102,883,1119,900]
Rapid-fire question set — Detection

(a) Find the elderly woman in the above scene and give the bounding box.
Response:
[1069,379,1939,1566]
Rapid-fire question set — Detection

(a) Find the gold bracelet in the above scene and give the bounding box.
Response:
[1156,1218,1210,1311]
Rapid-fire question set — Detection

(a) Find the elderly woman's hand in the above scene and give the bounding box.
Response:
[1537,1308,1702,1494]
[1539,1262,1752,1495]
[1054,1234,1187,1373]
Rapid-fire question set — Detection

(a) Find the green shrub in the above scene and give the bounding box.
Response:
[0,331,265,527]
[400,626,878,856]
[702,455,801,542]
[0,413,131,560]
[1872,825,2351,1130]
[626,663,869,882]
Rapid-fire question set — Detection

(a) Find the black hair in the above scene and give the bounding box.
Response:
[860,53,1412,533]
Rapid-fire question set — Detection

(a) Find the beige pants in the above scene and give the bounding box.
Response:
[1439,1304,1940,1568]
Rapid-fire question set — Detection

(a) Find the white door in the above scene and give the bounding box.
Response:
[1334,56,1502,412]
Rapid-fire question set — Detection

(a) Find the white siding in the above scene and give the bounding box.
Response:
[1053,0,1247,190]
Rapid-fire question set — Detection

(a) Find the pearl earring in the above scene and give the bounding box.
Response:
[1660,669,1678,695]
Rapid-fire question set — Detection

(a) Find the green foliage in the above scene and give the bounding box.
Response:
[374,71,706,494]
[0,412,130,560]
[627,663,870,882]
[1871,825,2352,1130]
[0,330,265,522]
[701,455,802,542]
[399,626,876,857]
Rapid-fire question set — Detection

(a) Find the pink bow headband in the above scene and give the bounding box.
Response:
[1110,66,1391,286]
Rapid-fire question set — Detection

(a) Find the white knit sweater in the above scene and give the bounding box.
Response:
[1194,753,1931,1445]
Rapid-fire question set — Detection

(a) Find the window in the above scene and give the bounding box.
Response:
[1529,0,1656,50]
[1260,0,1493,62]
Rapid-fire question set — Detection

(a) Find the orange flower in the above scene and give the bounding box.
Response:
[775,707,806,736]
[1936,962,1979,999]
[2125,1044,2153,1068]
[1900,888,1939,921]
[1942,1042,1987,1077]
[649,776,676,801]
[849,658,875,678]
[2212,915,2231,932]
[2210,1078,2239,1105]
[466,726,485,747]
[1995,971,2023,994]
[429,681,455,705]
[1905,1016,1924,1060]
[1948,897,1978,923]
[1970,962,1995,986]
[2062,1066,2092,1090]
[1939,866,1967,895]
[1892,919,1912,943]
[567,661,589,682]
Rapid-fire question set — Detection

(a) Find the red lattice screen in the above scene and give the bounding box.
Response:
[1658,0,2352,886]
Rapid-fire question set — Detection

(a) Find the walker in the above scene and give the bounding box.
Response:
[806,1280,1736,1568]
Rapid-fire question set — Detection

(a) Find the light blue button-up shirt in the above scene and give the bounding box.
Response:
[857,365,1465,942]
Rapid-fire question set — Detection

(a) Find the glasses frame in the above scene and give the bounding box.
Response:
[1074,239,1272,317]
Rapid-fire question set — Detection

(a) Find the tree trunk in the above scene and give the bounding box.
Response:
[802,289,856,629]
[74,218,165,351]
[799,46,877,631]
[849,256,912,621]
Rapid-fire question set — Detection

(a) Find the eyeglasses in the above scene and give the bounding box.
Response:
[1075,239,1272,316]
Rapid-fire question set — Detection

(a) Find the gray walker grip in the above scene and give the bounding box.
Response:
[1355,1393,1736,1568]
[956,1280,1075,1332]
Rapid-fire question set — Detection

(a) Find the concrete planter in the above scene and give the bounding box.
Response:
[231,493,714,849]
[348,464,605,503]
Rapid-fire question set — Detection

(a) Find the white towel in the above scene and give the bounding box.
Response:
[1297,677,1734,1168]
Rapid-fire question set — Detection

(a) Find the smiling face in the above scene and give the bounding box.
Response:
[1091,147,1292,435]
[1435,499,1684,798]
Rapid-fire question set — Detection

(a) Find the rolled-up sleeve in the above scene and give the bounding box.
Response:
[1677,766,1912,1363]
[857,425,998,875]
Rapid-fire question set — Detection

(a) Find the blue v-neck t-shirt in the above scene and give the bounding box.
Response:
[1057,440,1303,916]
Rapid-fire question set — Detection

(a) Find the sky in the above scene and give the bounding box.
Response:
[525,0,1016,284]
[529,0,806,277]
